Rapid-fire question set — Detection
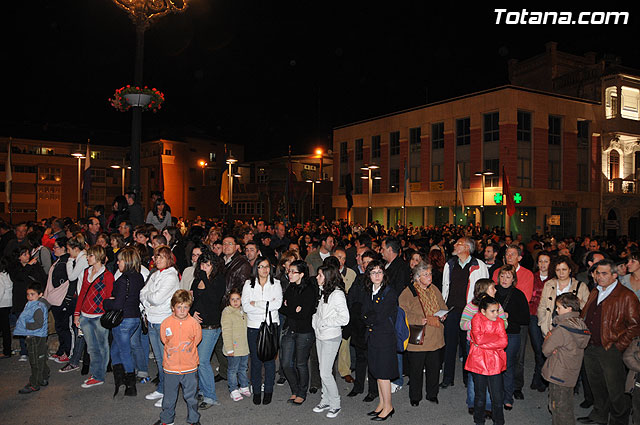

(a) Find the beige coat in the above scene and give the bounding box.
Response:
[398,283,447,352]
[537,278,590,336]
[221,305,249,356]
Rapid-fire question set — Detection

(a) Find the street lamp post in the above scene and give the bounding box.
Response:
[474,170,495,229]
[111,0,189,195]
[71,150,85,219]
[111,159,131,195]
[305,179,321,220]
[361,164,380,224]
[226,154,238,217]
[198,160,207,186]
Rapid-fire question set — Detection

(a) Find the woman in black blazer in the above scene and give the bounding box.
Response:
[361,260,398,421]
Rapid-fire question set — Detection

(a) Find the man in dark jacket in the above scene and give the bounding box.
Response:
[222,236,252,294]
[125,192,144,227]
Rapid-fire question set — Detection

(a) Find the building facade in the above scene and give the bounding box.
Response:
[332,43,640,239]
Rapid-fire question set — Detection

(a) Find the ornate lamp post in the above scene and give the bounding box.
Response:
[474,170,494,229]
[361,164,380,224]
[71,149,85,219]
[111,0,189,195]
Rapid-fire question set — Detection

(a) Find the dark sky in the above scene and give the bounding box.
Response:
[2,2,639,160]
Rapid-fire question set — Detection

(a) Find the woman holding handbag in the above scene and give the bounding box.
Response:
[73,245,114,389]
[103,247,145,397]
[242,256,282,406]
[44,237,73,363]
[399,261,447,407]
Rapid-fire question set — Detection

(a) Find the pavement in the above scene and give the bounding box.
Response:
[0,339,592,425]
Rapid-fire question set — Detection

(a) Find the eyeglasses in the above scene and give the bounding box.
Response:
[258,264,270,269]
[223,242,235,246]
[288,270,301,275]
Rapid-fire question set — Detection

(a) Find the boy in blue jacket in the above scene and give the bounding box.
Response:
[14,282,51,394]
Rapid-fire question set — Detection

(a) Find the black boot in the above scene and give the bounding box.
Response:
[124,372,137,397]
[112,364,125,397]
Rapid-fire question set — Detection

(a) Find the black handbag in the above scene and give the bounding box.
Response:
[100,275,129,329]
[256,301,279,362]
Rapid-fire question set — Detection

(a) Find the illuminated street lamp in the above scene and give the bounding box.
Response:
[198,160,207,186]
[305,179,321,220]
[111,159,132,195]
[361,164,380,224]
[226,154,238,210]
[474,170,495,228]
[71,149,86,219]
[315,148,324,180]
[111,0,189,195]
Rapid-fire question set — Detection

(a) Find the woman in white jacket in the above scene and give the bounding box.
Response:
[138,245,180,407]
[242,256,282,406]
[311,265,349,419]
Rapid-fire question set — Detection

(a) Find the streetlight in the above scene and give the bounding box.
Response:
[226,154,238,212]
[198,160,207,186]
[111,159,132,195]
[474,170,495,229]
[305,179,321,220]
[361,164,380,224]
[111,0,189,196]
[315,148,323,180]
[71,149,85,219]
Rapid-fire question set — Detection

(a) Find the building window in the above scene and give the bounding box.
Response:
[410,167,420,183]
[340,141,348,163]
[484,159,499,187]
[577,121,590,148]
[38,185,61,200]
[483,112,499,142]
[188,187,196,192]
[88,187,105,203]
[372,170,381,193]
[389,132,400,156]
[548,116,562,145]
[14,165,37,173]
[456,118,470,146]
[257,174,268,184]
[605,87,618,119]
[577,164,588,191]
[621,86,640,120]
[517,111,532,142]
[409,127,421,153]
[431,164,443,182]
[39,167,61,182]
[355,138,363,161]
[517,157,531,188]
[609,150,620,179]
[371,135,381,159]
[432,122,444,149]
[90,168,106,184]
[389,169,400,192]
[548,160,561,189]
[209,152,217,163]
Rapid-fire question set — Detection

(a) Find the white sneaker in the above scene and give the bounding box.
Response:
[326,408,341,418]
[390,383,402,393]
[154,397,163,408]
[145,390,164,400]
[239,386,251,397]
[313,404,331,413]
[230,389,243,401]
[18,355,28,362]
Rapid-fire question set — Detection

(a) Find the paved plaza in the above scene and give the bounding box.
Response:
[0,340,589,425]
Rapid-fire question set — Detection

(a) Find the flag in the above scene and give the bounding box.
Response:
[502,166,515,216]
[404,157,411,206]
[158,148,165,192]
[456,163,465,211]
[5,139,11,206]
[220,169,229,204]
[82,143,91,205]
[345,173,353,212]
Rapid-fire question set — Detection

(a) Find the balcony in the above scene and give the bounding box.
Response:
[607,178,638,194]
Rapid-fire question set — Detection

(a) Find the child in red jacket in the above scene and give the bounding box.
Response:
[465,296,508,425]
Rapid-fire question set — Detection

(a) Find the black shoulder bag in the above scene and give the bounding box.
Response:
[256,301,279,362]
[101,274,128,329]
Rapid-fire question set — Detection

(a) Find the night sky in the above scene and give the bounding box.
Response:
[2,2,639,161]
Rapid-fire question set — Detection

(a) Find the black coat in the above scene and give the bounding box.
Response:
[190,270,226,326]
[279,281,318,334]
[384,256,411,296]
[103,271,144,318]
[362,284,399,380]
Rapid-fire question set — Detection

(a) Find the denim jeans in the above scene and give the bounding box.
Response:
[280,329,314,398]
[472,372,505,425]
[466,341,492,410]
[503,333,521,405]
[161,371,200,425]
[247,327,276,394]
[527,315,545,387]
[111,317,139,373]
[148,322,165,394]
[197,328,221,403]
[317,336,342,410]
[227,355,249,392]
[130,319,149,375]
[79,315,110,382]
[69,330,85,366]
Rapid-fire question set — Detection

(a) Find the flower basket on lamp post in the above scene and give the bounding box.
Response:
[110,86,165,112]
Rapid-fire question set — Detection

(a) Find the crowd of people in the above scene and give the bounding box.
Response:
[2,192,640,425]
